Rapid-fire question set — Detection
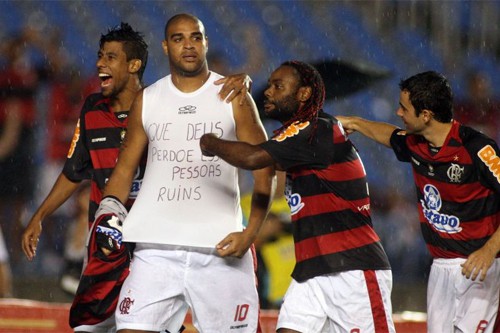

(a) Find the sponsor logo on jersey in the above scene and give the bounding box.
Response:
[420,184,462,234]
[129,179,142,199]
[478,145,500,183]
[91,137,107,143]
[447,163,464,183]
[274,121,310,142]
[358,203,370,211]
[284,181,304,215]
[67,119,80,158]
[178,105,197,114]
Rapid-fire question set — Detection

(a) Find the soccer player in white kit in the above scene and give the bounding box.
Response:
[95,13,275,333]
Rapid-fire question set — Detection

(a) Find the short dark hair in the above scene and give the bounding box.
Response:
[399,71,453,123]
[100,22,148,80]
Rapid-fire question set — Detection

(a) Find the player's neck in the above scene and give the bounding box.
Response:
[424,121,453,148]
[170,68,210,93]
[110,78,142,112]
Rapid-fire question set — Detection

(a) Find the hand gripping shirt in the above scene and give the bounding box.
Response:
[390,120,500,258]
[260,112,390,282]
[123,72,243,247]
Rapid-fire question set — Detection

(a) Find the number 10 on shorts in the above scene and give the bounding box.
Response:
[234,304,249,321]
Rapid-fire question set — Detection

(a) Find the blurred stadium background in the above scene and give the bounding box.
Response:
[1,1,499,331]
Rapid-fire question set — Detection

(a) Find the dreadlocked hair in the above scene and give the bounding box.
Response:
[274,61,326,142]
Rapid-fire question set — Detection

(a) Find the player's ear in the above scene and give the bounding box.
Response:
[422,109,434,122]
[129,59,142,74]
[297,86,312,102]
[162,40,169,56]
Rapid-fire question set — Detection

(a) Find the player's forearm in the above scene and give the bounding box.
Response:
[245,167,276,240]
[347,117,396,148]
[200,134,270,170]
[32,174,80,223]
[102,165,135,205]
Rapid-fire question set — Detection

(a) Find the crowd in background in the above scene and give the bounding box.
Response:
[0,1,499,312]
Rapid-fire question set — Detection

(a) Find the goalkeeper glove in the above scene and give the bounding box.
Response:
[94,196,127,252]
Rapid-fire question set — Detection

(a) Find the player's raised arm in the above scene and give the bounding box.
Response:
[336,115,398,148]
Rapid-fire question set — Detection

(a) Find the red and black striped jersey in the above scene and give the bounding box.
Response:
[260,112,390,282]
[62,93,145,327]
[69,216,131,328]
[390,120,500,258]
[62,93,145,224]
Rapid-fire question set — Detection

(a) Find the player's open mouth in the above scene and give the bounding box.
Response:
[99,73,113,87]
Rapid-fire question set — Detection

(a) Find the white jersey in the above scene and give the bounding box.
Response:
[123,72,243,247]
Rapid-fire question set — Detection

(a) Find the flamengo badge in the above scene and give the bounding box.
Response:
[446,163,464,183]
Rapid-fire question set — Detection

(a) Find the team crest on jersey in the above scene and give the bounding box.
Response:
[446,163,464,183]
[67,119,80,158]
[420,184,462,234]
[119,297,134,315]
[478,145,500,183]
[273,121,310,142]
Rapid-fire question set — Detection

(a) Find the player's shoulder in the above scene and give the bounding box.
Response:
[144,75,170,95]
[459,123,496,150]
[81,92,107,112]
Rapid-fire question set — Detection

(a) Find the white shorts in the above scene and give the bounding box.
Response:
[73,315,115,333]
[277,270,395,333]
[427,258,500,333]
[115,244,259,333]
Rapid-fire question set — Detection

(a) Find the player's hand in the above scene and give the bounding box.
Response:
[214,73,252,105]
[199,133,218,157]
[21,219,42,261]
[216,230,254,258]
[93,196,127,255]
[461,245,496,281]
[95,214,123,254]
[335,116,356,135]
